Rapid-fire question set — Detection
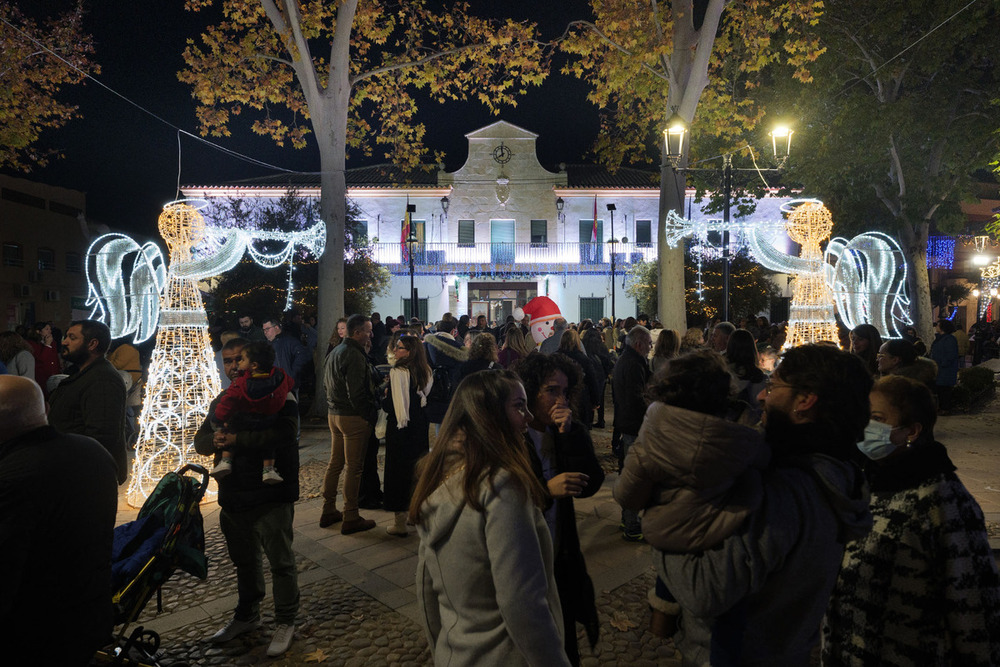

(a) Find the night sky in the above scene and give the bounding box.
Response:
[18,1,599,238]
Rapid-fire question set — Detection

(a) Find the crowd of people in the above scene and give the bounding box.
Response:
[3,307,999,664]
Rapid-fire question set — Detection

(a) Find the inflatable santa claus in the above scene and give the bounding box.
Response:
[521,296,562,346]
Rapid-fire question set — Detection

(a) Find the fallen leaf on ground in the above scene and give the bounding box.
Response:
[303,648,328,663]
[610,610,637,631]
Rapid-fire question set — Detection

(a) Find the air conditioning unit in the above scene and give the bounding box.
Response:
[27,270,44,283]
[45,289,60,302]
[16,284,30,298]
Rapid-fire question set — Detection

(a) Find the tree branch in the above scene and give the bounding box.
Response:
[329,0,357,89]
[678,0,725,118]
[872,182,901,219]
[649,0,673,82]
[259,0,322,98]
[352,39,546,84]
[562,20,670,83]
[841,28,884,101]
[888,133,906,200]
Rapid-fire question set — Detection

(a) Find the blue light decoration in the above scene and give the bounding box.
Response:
[926,236,955,270]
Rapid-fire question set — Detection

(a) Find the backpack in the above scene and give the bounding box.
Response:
[427,365,454,405]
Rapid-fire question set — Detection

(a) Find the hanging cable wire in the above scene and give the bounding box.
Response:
[0,13,310,175]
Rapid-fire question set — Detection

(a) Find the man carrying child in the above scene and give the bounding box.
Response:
[210,341,294,484]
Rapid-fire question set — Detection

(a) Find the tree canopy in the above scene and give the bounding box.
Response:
[559,0,825,329]
[0,1,98,170]
[782,0,1000,338]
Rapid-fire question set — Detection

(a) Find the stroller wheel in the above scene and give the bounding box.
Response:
[123,627,162,663]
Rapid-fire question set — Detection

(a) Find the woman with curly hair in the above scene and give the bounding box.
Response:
[680,327,705,354]
[411,370,570,666]
[456,332,498,382]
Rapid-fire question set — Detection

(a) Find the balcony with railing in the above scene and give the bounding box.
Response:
[373,241,658,277]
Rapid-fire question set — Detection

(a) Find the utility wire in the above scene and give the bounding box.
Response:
[0,14,308,175]
[836,0,980,98]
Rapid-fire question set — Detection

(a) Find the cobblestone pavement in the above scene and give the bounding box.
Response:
[113,392,999,666]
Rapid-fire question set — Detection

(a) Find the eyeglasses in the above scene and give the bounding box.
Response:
[764,378,795,395]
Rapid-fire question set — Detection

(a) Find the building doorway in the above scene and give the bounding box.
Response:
[467,281,537,326]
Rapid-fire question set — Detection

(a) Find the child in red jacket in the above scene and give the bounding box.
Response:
[211,341,294,484]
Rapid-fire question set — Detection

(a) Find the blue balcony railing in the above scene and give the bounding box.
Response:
[374,242,658,276]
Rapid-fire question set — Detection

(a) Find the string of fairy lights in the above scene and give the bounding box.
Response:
[85,199,326,506]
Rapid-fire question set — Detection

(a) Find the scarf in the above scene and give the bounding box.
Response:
[390,366,432,428]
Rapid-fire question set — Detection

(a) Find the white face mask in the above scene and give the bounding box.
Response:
[857,420,905,460]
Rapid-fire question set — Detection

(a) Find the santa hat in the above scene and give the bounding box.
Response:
[522,296,561,323]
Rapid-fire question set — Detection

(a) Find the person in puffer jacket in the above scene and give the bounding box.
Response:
[615,348,767,645]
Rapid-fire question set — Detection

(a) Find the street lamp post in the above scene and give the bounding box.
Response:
[607,203,618,321]
[664,121,792,323]
[406,203,417,321]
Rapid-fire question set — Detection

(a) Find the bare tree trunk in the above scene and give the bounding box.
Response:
[900,219,935,344]
[310,89,349,417]
[657,159,687,331]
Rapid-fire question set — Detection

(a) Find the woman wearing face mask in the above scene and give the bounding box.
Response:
[823,375,1000,664]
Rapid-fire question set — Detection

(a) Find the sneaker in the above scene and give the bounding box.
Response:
[262,466,284,485]
[266,624,295,657]
[210,459,233,480]
[623,530,645,543]
[209,616,261,643]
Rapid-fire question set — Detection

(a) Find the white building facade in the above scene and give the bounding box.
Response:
[184,120,791,324]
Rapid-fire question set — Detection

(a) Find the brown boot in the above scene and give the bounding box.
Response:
[649,609,678,638]
[319,509,343,528]
[341,517,376,535]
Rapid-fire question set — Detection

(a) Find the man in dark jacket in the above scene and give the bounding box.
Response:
[515,354,605,666]
[423,320,469,427]
[194,337,300,658]
[263,317,309,392]
[48,319,128,484]
[611,325,652,541]
[322,314,379,534]
[658,344,873,665]
[1,375,118,666]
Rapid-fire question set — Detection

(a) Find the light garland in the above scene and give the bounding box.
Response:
[926,236,955,270]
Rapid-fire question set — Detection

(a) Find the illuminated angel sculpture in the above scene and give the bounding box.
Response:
[824,233,911,339]
[85,199,325,507]
[126,202,227,506]
[747,200,840,347]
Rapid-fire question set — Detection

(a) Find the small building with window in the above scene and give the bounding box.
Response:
[1,174,91,327]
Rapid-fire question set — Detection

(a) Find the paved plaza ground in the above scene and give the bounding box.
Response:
[112,393,1000,666]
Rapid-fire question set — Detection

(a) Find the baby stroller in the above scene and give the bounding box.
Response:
[93,464,210,667]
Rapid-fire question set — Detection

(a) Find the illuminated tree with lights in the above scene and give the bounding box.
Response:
[626,250,780,325]
[559,0,825,331]
[0,1,99,170]
[781,0,1000,342]
[179,0,550,414]
[206,194,389,320]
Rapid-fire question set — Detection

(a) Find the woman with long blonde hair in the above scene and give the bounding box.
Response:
[410,370,570,666]
[498,324,533,368]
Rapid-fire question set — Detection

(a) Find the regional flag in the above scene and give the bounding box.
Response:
[401,206,411,262]
[591,196,598,243]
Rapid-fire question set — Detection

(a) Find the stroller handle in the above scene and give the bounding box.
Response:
[176,463,210,501]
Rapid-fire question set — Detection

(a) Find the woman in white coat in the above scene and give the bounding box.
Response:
[410,369,571,667]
